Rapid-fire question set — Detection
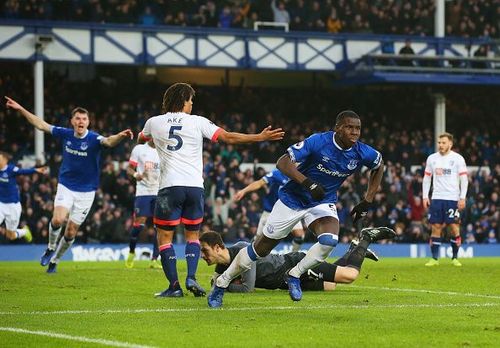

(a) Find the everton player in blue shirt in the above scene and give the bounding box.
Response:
[0,151,47,242]
[209,110,395,307]
[5,96,133,273]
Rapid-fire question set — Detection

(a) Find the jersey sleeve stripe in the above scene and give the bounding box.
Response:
[424,171,432,176]
[211,128,223,142]
[139,131,151,142]
[128,160,138,166]
[459,171,468,175]
[181,217,203,225]
[153,217,181,226]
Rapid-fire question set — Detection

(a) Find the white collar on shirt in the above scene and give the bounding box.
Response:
[74,130,89,139]
[332,132,352,151]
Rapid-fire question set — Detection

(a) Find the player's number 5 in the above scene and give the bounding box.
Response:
[167,126,183,151]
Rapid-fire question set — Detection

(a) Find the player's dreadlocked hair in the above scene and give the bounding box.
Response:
[199,231,226,249]
[162,82,196,113]
[335,110,360,127]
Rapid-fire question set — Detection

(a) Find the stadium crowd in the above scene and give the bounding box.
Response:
[0,68,498,245]
[1,0,499,38]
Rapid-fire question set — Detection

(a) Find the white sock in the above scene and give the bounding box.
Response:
[289,241,336,278]
[51,236,74,264]
[215,246,255,288]
[48,222,62,250]
[15,228,27,239]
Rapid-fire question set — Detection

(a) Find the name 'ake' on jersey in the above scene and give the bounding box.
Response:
[129,144,160,197]
[280,131,382,209]
[51,127,104,192]
[262,169,289,212]
[141,112,221,190]
[0,164,36,203]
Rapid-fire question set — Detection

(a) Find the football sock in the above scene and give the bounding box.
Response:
[15,228,27,239]
[345,239,369,270]
[129,224,143,253]
[51,236,75,264]
[152,230,160,260]
[430,237,441,260]
[289,234,338,278]
[216,244,257,288]
[48,222,62,250]
[159,244,180,289]
[451,236,461,259]
[185,240,200,279]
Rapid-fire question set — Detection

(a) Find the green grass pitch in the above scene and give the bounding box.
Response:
[1,258,499,348]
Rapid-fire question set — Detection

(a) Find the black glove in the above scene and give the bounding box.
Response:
[301,178,325,201]
[350,199,373,223]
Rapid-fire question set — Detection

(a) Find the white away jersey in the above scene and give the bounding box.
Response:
[140,112,221,189]
[424,151,467,201]
[129,144,160,196]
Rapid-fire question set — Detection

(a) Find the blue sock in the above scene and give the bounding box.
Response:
[430,237,441,260]
[152,228,159,260]
[185,241,200,279]
[159,244,179,289]
[129,225,144,253]
[451,236,461,259]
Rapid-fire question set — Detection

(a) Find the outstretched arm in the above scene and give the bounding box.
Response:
[218,126,284,144]
[5,96,52,133]
[101,129,134,148]
[276,154,307,184]
[234,179,267,201]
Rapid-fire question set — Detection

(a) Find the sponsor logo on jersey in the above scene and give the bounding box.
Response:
[316,163,350,178]
[347,159,358,170]
[435,168,452,176]
[65,146,88,157]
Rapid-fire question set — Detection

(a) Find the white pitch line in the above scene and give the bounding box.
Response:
[0,302,498,316]
[350,285,500,300]
[0,327,157,348]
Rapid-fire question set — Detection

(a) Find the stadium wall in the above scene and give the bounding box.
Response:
[0,243,498,262]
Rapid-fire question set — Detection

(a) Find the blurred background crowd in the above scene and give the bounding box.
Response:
[0,64,498,246]
[1,0,499,38]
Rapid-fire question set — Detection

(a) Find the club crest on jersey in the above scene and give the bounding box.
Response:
[66,141,72,146]
[347,159,358,170]
[80,142,88,150]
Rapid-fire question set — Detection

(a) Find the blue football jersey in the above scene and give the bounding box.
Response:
[279,131,382,209]
[261,169,288,212]
[0,164,35,203]
[51,127,104,192]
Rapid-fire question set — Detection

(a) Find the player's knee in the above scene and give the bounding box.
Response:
[51,216,65,228]
[343,268,359,283]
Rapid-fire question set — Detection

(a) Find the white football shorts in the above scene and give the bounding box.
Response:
[263,199,338,240]
[54,184,95,225]
[0,202,22,231]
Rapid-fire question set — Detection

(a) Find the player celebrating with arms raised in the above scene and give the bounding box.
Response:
[209,110,395,307]
[423,132,468,267]
[0,151,47,242]
[138,82,284,298]
[5,96,133,273]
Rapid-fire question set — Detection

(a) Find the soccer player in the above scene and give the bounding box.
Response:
[209,110,394,307]
[125,140,161,269]
[422,132,468,267]
[234,168,306,251]
[138,82,284,298]
[0,151,47,242]
[5,96,133,273]
[200,231,383,293]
